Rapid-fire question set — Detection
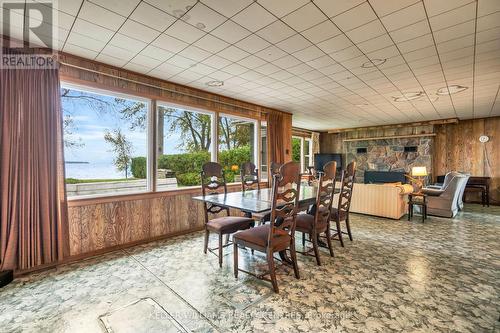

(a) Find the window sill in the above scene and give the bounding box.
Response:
[66,182,268,207]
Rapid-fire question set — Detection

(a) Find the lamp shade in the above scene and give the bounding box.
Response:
[411,166,428,177]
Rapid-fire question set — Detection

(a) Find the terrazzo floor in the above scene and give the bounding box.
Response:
[0,204,499,333]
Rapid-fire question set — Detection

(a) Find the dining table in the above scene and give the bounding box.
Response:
[192,184,339,263]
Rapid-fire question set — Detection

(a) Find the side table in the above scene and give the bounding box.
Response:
[408,192,427,222]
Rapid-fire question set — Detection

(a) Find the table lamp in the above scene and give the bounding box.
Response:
[406,166,428,192]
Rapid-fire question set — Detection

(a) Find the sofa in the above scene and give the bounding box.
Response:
[334,182,413,219]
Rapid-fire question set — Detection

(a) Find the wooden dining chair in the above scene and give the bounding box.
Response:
[330,161,356,247]
[233,161,301,293]
[240,162,260,191]
[270,162,283,175]
[201,162,254,268]
[295,161,337,265]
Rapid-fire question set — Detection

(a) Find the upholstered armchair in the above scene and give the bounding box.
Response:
[422,174,468,218]
[427,171,469,210]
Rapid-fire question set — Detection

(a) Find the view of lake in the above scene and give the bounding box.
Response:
[65,162,126,179]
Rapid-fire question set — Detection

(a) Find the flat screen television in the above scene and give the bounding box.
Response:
[314,153,343,173]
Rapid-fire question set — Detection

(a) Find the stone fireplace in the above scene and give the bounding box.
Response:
[345,137,433,183]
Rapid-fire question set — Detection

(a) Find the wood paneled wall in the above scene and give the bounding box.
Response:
[433,117,499,205]
[319,117,499,204]
[59,53,288,259]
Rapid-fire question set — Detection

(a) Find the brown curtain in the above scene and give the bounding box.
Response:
[0,55,67,271]
[266,111,292,182]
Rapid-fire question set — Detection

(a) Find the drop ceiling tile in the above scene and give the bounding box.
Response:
[71,19,114,42]
[202,55,232,69]
[389,20,429,43]
[144,0,197,18]
[381,2,426,32]
[130,2,176,31]
[194,34,229,53]
[313,0,365,18]
[273,55,302,69]
[346,20,386,43]
[165,20,206,43]
[89,0,140,16]
[369,0,420,17]
[436,35,474,54]
[331,2,376,31]
[477,11,500,31]
[232,2,276,32]
[152,34,188,53]
[78,1,126,31]
[119,20,161,43]
[256,20,296,43]
[293,45,324,62]
[151,62,184,77]
[217,46,250,62]
[235,34,271,53]
[477,0,500,16]
[109,33,147,53]
[287,63,314,75]
[330,45,362,62]
[101,44,136,61]
[223,63,249,75]
[57,0,84,16]
[63,43,99,59]
[433,20,475,44]
[255,45,288,61]
[402,46,436,62]
[398,34,434,54]
[237,55,267,69]
[181,2,226,32]
[190,63,217,75]
[257,0,309,18]
[200,0,254,17]
[423,0,474,17]
[317,34,353,53]
[178,45,211,61]
[301,20,342,44]
[130,54,163,68]
[211,20,251,43]
[276,34,312,53]
[139,45,174,61]
[306,55,336,69]
[66,32,108,52]
[282,2,326,32]
[254,63,281,75]
[95,53,129,67]
[428,2,476,31]
[357,34,394,53]
[166,54,197,69]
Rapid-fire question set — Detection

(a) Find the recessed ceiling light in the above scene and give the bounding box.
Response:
[206,80,224,87]
[361,58,386,68]
[392,91,424,102]
[436,85,468,95]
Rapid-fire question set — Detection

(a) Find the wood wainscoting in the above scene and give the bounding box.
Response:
[67,183,267,257]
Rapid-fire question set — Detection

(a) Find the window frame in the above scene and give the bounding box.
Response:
[62,81,265,200]
[61,82,152,200]
[292,135,313,172]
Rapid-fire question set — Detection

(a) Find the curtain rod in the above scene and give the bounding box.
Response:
[59,61,274,115]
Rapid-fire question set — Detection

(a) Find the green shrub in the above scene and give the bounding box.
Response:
[176,172,201,186]
[218,146,251,169]
[131,157,147,179]
[129,147,252,184]
[158,151,210,174]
